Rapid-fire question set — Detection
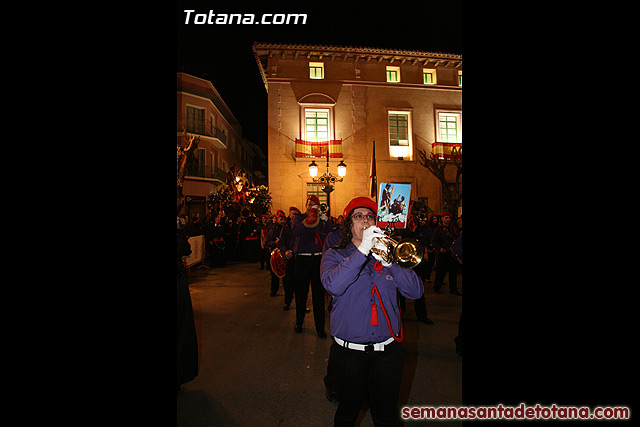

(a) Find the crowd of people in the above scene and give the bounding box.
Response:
[178,196,463,425]
[178,205,462,293]
[178,212,265,267]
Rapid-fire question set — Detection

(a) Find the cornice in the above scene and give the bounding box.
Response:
[252,42,461,60]
[252,42,462,92]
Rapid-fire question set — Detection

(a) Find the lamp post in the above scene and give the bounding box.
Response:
[309,150,347,194]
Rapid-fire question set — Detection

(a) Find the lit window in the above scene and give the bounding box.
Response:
[388,110,412,159]
[309,62,324,79]
[436,110,462,143]
[386,66,400,83]
[423,68,437,85]
[439,115,458,142]
[304,108,330,142]
[297,106,339,158]
[458,70,462,86]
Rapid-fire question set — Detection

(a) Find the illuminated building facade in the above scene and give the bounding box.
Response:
[252,42,462,216]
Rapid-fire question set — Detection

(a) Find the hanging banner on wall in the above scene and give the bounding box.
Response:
[376,182,411,229]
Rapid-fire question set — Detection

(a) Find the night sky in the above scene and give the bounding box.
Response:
[176,0,462,155]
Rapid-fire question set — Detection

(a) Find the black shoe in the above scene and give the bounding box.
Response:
[317,330,327,338]
[283,304,290,311]
[294,324,303,333]
[434,289,442,294]
[454,336,462,356]
[326,387,339,403]
[270,291,277,297]
[418,317,434,325]
[450,291,462,296]
[305,307,311,313]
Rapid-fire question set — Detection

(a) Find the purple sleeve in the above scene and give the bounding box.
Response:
[320,247,367,297]
[387,263,424,299]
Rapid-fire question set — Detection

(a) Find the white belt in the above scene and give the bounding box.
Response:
[334,336,395,352]
[296,252,322,256]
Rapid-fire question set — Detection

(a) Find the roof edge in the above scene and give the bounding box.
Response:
[251,41,461,60]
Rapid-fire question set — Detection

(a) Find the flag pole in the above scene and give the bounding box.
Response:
[370,138,377,202]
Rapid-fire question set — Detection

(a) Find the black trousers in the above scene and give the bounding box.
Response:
[260,247,270,269]
[423,250,435,280]
[283,256,296,306]
[454,311,463,355]
[294,254,325,332]
[270,269,280,294]
[331,340,404,427]
[209,242,225,267]
[399,294,427,319]
[434,252,459,293]
[177,274,198,387]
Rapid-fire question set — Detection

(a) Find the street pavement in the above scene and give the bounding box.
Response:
[177,260,462,427]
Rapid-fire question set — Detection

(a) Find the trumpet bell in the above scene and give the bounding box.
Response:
[394,238,424,268]
[371,235,424,269]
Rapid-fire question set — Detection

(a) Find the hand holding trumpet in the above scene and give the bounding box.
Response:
[357,225,386,256]
[371,239,393,267]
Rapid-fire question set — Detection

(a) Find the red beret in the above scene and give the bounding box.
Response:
[276,209,286,218]
[307,195,320,206]
[441,211,452,218]
[343,197,377,217]
[289,206,301,214]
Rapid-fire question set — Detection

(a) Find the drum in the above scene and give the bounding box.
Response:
[270,248,287,278]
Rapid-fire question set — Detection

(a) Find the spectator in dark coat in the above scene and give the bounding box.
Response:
[177,223,198,393]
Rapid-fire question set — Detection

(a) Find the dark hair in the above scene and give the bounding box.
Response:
[333,212,355,249]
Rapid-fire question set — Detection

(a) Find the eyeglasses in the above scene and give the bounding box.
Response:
[352,213,376,220]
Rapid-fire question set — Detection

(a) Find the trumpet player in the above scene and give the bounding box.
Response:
[320,196,423,427]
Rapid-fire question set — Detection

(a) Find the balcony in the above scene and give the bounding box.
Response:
[178,116,228,149]
[432,142,462,160]
[295,139,343,158]
[185,163,228,183]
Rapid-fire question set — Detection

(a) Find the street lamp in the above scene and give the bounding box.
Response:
[309,160,318,177]
[309,150,347,194]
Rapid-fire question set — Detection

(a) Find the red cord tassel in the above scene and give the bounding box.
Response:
[370,303,379,326]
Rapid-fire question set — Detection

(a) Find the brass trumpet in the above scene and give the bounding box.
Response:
[371,234,424,269]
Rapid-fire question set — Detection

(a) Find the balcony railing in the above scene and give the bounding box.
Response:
[178,116,228,145]
[185,163,228,181]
